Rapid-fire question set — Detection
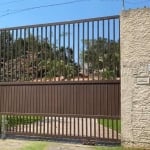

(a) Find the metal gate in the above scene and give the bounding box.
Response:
[0,15,120,143]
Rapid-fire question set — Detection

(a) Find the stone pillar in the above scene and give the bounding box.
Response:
[121,8,150,149]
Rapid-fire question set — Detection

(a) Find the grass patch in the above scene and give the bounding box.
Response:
[0,115,42,128]
[98,119,121,133]
[95,146,142,150]
[95,146,123,150]
[20,141,48,150]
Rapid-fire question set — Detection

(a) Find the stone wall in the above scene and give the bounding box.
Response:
[121,8,150,149]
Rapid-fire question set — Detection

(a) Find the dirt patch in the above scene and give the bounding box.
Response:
[0,139,95,150]
[0,139,26,150]
[47,142,95,150]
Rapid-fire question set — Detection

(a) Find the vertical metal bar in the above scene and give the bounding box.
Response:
[54,88,56,136]
[94,117,96,139]
[63,24,66,80]
[54,25,56,81]
[102,20,105,80]
[7,30,10,82]
[58,116,60,136]
[51,115,53,135]
[22,115,24,133]
[99,86,101,139]
[94,84,97,139]
[90,117,92,138]
[97,20,100,80]
[82,22,85,81]
[62,87,64,136]
[73,24,75,81]
[45,26,48,82]
[66,116,68,136]
[18,85,21,128]
[85,85,87,138]
[20,29,22,81]
[116,119,119,140]
[78,23,80,81]
[3,30,6,82]
[70,115,71,137]
[36,27,39,82]
[28,28,30,81]
[107,85,109,139]
[68,24,70,81]
[82,116,83,138]
[66,86,69,135]
[58,25,61,81]
[82,85,85,137]
[113,19,116,78]
[40,27,43,82]
[25,88,27,133]
[10,30,13,82]
[112,118,114,140]
[16,115,18,133]
[111,84,114,140]
[58,86,62,136]
[78,116,79,137]
[86,116,88,138]
[32,115,34,134]
[117,80,120,140]
[43,115,46,135]
[32,87,35,134]
[23,29,26,81]
[73,85,75,137]
[19,115,21,133]
[6,115,8,132]
[92,21,94,80]
[16,30,18,81]
[47,115,49,135]
[70,85,72,137]
[36,97,38,134]
[108,19,110,80]
[29,87,32,134]
[49,26,52,81]
[40,115,42,135]
[87,22,89,81]
[68,85,72,136]
[102,118,105,139]
[35,88,38,134]
[32,28,34,81]
[50,86,52,135]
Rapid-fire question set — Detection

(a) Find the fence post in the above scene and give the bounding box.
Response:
[121,8,150,149]
[1,115,7,139]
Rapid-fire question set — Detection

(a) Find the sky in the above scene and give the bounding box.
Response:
[0,0,150,28]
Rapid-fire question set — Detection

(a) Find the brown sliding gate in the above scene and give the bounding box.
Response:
[0,15,120,143]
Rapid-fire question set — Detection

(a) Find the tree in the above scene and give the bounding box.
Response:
[81,37,120,79]
[39,47,78,80]
[0,31,79,81]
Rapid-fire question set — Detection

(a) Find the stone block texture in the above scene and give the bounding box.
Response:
[121,8,150,149]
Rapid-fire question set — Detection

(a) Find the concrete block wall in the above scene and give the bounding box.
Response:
[121,8,150,149]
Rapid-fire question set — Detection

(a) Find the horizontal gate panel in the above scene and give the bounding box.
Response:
[0,80,120,116]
